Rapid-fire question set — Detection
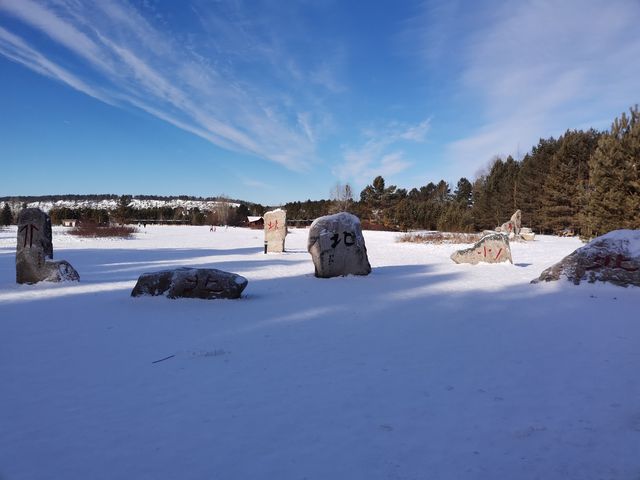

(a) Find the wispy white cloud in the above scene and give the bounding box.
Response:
[241,178,273,190]
[0,0,342,171]
[398,119,431,142]
[414,0,640,180]
[0,25,112,104]
[334,119,430,184]
[309,60,347,94]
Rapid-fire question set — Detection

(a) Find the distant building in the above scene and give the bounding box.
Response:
[247,216,264,229]
[61,219,77,227]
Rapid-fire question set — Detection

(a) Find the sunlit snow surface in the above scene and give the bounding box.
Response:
[0,226,638,480]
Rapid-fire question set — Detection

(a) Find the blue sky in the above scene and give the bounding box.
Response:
[1,0,639,205]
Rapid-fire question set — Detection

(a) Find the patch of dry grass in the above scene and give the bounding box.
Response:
[397,231,482,244]
[360,221,401,232]
[70,222,137,238]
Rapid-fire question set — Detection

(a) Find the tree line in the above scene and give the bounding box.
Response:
[0,193,245,204]
[286,106,640,237]
[43,198,266,227]
[2,106,638,236]
[0,198,267,227]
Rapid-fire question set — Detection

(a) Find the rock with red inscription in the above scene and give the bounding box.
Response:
[532,229,640,286]
[16,208,79,284]
[131,267,248,299]
[264,209,287,253]
[308,212,371,278]
[450,232,513,265]
[497,209,522,237]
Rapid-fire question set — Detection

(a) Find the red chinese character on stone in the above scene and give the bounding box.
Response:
[586,254,638,272]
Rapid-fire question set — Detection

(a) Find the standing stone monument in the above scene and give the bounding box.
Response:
[450,232,513,265]
[510,209,522,234]
[307,212,371,278]
[16,208,79,284]
[264,209,287,253]
[497,209,522,237]
[532,229,640,286]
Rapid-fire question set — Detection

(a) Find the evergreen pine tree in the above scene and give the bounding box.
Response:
[453,177,473,207]
[624,107,640,228]
[470,175,493,230]
[540,129,600,234]
[472,156,520,229]
[1,203,13,226]
[360,176,398,223]
[586,106,640,235]
[515,137,559,232]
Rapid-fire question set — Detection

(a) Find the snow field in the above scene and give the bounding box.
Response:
[0,226,638,479]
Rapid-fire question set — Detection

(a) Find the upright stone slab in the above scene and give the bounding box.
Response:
[16,208,79,284]
[307,212,371,278]
[264,209,287,253]
[510,210,522,235]
[497,209,522,237]
[16,208,53,283]
[532,229,640,286]
[450,232,513,265]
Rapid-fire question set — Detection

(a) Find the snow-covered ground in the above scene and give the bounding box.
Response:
[0,226,638,480]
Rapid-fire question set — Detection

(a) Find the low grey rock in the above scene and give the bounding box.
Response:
[308,212,371,278]
[42,260,80,282]
[16,208,79,284]
[451,233,513,265]
[131,267,248,299]
[532,229,640,286]
[520,227,536,241]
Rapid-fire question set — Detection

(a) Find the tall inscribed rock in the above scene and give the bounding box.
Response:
[16,208,79,284]
[264,209,287,253]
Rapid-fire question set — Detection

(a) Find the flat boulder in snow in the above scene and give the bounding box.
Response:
[307,212,371,278]
[450,232,513,265]
[520,227,536,241]
[131,267,248,299]
[532,229,640,287]
[16,208,79,284]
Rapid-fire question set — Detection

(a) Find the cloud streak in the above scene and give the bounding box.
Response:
[0,0,334,171]
[335,119,431,184]
[416,0,640,180]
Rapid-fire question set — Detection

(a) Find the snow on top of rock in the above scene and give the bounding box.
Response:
[580,229,640,257]
[310,212,362,231]
[533,229,640,287]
